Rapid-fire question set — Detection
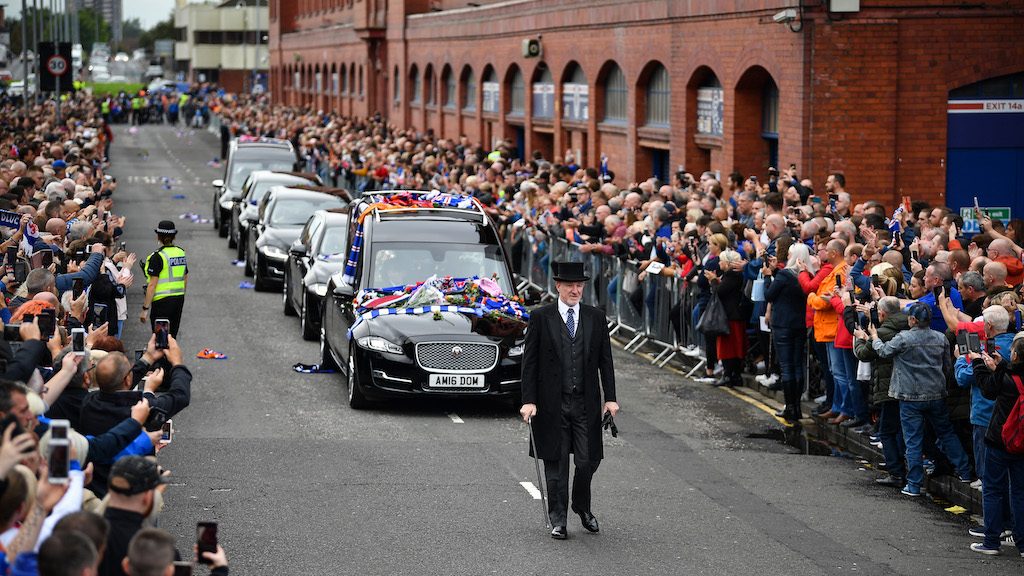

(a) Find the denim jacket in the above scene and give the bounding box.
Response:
[872,326,951,401]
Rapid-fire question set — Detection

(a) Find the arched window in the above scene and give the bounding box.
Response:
[562,64,588,122]
[443,66,456,109]
[358,65,364,96]
[603,64,627,123]
[340,64,348,95]
[532,66,554,119]
[645,64,670,128]
[393,66,400,103]
[462,67,477,112]
[482,68,498,114]
[425,66,436,105]
[509,67,525,116]
[410,65,421,104]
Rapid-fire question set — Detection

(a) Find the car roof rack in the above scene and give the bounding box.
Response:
[359,190,488,225]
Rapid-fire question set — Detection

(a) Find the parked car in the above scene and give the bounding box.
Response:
[246,186,350,290]
[231,170,321,254]
[319,191,526,409]
[212,137,296,238]
[283,209,349,340]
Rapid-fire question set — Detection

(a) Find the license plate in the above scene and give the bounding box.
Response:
[428,374,484,388]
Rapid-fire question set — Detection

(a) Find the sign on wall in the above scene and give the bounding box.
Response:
[697,86,723,136]
[959,206,1011,234]
[562,83,589,122]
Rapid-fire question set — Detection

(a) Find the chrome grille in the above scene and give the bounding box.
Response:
[416,342,498,373]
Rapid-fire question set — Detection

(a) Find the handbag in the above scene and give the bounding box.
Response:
[751,271,766,302]
[696,289,730,337]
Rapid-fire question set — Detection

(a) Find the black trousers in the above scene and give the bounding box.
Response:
[543,393,599,526]
[150,296,185,338]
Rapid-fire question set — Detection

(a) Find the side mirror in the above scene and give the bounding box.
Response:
[211,179,224,188]
[289,241,305,256]
[333,282,354,298]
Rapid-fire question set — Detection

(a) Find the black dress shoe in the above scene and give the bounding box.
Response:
[550,525,567,540]
[573,508,600,533]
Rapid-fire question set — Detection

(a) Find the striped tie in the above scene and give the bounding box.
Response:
[566,308,576,339]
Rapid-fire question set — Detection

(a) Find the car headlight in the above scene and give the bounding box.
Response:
[357,336,403,354]
[259,245,287,260]
[508,343,524,357]
[219,199,234,209]
[311,283,327,297]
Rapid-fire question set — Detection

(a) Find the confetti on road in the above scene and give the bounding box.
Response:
[239,281,255,289]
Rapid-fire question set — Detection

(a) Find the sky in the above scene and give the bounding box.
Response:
[4,0,181,30]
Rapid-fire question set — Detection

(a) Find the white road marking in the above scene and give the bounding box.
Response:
[447,413,464,424]
[520,481,542,500]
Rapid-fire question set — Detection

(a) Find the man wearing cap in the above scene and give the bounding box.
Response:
[520,261,618,539]
[140,221,188,337]
[100,456,169,576]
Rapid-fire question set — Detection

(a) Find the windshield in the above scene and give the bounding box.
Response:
[228,158,295,189]
[269,198,346,226]
[246,181,281,204]
[317,226,348,257]
[367,242,512,294]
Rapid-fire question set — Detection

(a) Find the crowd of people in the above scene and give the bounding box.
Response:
[208,101,1024,558]
[0,92,230,574]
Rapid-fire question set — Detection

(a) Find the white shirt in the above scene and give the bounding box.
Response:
[557,299,581,334]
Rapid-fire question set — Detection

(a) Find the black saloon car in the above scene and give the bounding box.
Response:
[246,186,349,290]
[231,170,321,257]
[212,138,296,237]
[319,192,526,409]
[283,209,349,341]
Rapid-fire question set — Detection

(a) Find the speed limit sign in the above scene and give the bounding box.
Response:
[46,55,68,76]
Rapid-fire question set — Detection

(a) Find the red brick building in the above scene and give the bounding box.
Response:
[269,0,1024,215]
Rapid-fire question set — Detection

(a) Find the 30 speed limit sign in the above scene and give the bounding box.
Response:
[46,55,69,76]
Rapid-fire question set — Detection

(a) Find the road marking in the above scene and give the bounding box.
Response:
[447,413,464,424]
[520,481,542,500]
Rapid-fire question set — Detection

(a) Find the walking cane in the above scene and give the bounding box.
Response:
[527,416,551,529]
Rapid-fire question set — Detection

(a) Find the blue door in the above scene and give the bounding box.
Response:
[946,147,1024,220]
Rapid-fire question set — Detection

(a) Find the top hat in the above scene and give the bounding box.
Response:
[551,261,590,282]
[154,220,178,235]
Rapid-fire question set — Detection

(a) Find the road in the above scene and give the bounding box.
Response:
[111,123,1018,575]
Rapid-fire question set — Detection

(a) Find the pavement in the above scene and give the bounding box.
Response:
[110,122,1022,575]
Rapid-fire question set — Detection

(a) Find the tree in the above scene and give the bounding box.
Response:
[138,13,176,53]
[77,8,112,51]
[122,18,144,41]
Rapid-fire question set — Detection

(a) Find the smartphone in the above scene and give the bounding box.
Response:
[48,439,70,485]
[835,273,843,289]
[154,319,170,350]
[119,241,127,252]
[974,196,982,216]
[134,349,145,362]
[91,303,108,330]
[172,562,192,576]
[5,246,15,272]
[956,331,971,355]
[38,309,56,341]
[40,250,53,268]
[22,313,34,325]
[72,278,84,300]
[987,339,996,354]
[160,419,173,444]
[14,261,27,284]
[50,419,70,440]
[932,286,943,301]
[196,522,218,563]
[871,275,882,288]
[967,332,982,355]
[71,328,86,356]
[0,415,24,438]
[859,315,869,330]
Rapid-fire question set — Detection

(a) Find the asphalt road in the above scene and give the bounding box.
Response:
[110,123,1020,575]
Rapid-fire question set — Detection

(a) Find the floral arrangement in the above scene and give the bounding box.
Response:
[354,275,529,324]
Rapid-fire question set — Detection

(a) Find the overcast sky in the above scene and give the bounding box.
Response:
[5,0,180,30]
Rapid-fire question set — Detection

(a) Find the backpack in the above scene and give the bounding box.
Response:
[1003,375,1024,454]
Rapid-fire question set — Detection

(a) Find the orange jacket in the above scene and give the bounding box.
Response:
[994,255,1024,287]
[806,261,848,342]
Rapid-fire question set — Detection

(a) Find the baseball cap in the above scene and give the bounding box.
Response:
[52,160,67,170]
[108,456,167,495]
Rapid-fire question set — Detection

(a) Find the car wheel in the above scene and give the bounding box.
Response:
[243,240,254,276]
[253,257,272,291]
[300,291,318,341]
[227,225,237,249]
[282,270,296,316]
[212,199,220,230]
[319,318,339,371]
[347,348,369,410]
[236,234,247,263]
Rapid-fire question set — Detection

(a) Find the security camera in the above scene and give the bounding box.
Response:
[773,8,797,23]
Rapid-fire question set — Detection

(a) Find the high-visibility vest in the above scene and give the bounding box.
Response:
[101,100,110,114]
[132,97,144,110]
[148,246,187,301]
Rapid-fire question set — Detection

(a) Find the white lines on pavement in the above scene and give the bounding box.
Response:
[520,481,542,500]
[447,413,464,424]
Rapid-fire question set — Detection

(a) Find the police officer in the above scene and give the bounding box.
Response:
[139,221,187,337]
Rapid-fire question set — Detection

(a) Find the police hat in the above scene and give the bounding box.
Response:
[155,220,178,235]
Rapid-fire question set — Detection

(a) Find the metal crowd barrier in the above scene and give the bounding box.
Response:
[509,224,703,369]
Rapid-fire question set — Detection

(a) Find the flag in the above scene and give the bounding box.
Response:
[888,206,903,234]
[20,220,39,258]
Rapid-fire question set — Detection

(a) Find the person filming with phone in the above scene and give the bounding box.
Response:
[140,221,188,339]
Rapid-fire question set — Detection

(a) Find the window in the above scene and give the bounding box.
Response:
[410,66,421,104]
[482,69,499,114]
[332,72,339,95]
[562,65,588,122]
[443,68,456,109]
[645,64,670,128]
[603,64,627,123]
[425,66,436,105]
[762,81,779,136]
[358,65,364,96]
[532,67,554,119]
[509,68,525,116]
[462,68,477,111]
[393,66,400,103]
[340,65,348,94]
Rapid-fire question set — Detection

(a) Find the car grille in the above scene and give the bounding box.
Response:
[416,342,498,372]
